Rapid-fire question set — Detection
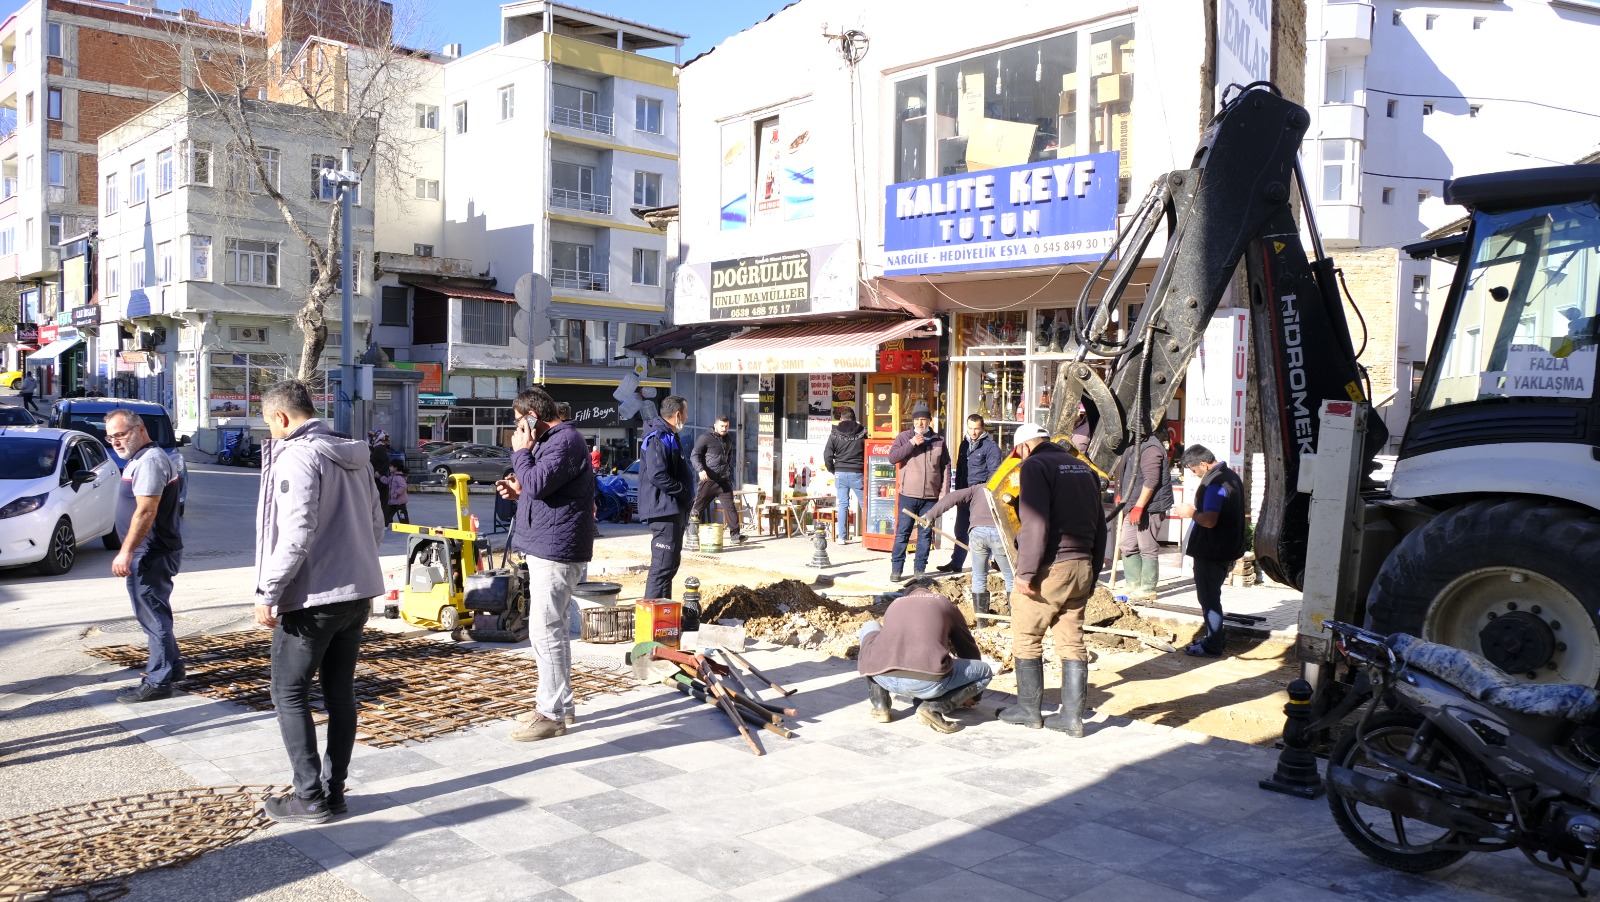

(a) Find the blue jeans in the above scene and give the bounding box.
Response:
[857,622,992,699]
[126,550,182,688]
[271,599,369,800]
[967,526,1014,594]
[891,495,937,575]
[833,472,863,541]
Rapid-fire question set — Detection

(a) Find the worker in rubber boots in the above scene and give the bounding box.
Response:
[999,422,1107,736]
[857,588,991,733]
[1116,429,1174,601]
[1171,445,1246,657]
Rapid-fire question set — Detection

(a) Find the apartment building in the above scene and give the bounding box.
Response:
[438,0,682,449]
[1305,0,1600,446]
[0,0,256,393]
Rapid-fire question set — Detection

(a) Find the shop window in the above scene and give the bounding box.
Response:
[208,353,290,418]
[973,360,1026,425]
[893,76,928,182]
[955,311,1028,356]
[1033,307,1076,354]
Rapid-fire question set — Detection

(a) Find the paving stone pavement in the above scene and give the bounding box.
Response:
[77,645,1570,901]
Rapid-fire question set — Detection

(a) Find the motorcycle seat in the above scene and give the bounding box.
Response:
[1389,633,1600,723]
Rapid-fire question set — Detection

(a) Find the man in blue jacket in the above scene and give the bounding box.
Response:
[937,414,1001,573]
[639,395,693,599]
[497,385,597,741]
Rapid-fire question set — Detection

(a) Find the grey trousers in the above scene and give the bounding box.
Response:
[528,556,583,720]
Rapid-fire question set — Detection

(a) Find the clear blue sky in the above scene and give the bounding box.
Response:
[434,1,798,61]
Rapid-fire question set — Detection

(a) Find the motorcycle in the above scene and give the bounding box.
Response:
[1322,620,1600,894]
[216,430,261,468]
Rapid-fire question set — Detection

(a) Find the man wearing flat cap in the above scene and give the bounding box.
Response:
[886,399,949,582]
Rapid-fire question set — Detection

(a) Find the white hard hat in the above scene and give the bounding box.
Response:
[1013,422,1051,445]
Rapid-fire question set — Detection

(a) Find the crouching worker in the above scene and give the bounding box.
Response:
[856,588,992,733]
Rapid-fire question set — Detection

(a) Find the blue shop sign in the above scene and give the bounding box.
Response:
[882,150,1119,276]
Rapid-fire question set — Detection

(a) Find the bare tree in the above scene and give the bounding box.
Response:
[142,0,437,381]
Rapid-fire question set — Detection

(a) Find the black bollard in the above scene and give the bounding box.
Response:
[685,511,701,552]
[682,577,702,633]
[1259,678,1325,799]
[808,521,832,568]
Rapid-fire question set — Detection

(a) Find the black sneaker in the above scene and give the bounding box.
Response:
[935,561,962,573]
[889,572,905,583]
[324,784,347,816]
[116,683,173,704]
[263,792,332,824]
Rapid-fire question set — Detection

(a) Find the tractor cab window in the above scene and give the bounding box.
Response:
[1419,202,1600,411]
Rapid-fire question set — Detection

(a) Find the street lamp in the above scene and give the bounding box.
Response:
[321,147,362,436]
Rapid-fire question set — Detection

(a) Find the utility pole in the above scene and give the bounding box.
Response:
[327,147,362,436]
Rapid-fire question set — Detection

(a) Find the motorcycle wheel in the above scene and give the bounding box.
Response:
[1326,712,1481,873]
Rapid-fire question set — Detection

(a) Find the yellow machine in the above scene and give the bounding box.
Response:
[393,474,483,631]
[984,438,1109,575]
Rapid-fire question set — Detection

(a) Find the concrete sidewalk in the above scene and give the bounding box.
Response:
[51,639,1555,901]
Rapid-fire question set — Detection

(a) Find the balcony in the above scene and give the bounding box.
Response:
[550,269,608,292]
[551,106,614,136]
[550,187,612,215]
[375,251,478,278]
[1324,1,1374,57]
[1316,202,1363,247]
[1319,103,1366,143]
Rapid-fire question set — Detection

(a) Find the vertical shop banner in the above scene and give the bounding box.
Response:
[757,375,776,492]
[1215,0,1271,109]
[882,150,1119,275]
[721,123,750,231]
[807,372,832,442]
[831,373,857,420]
[1184,309,1249,470]
[782,102,815,221]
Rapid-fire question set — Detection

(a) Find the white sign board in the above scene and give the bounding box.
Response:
[1185,309,1250,470]
[1216,0,1272,108]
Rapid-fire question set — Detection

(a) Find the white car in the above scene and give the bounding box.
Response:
[0,426,121,575]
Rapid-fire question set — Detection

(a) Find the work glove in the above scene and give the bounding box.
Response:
[1129,505,1146,527]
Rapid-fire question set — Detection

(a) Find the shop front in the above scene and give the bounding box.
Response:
[545,382,644,471]
[28,324,87,397]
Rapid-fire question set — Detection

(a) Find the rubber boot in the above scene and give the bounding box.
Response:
[865,678,892,722]
[918,680,986,733]
[1141,556,1160,599]
[998,657,1044,729]
[1119,554,1144,598]
[1127,554,1157,601]
[1044,660,1088,737]
[971,591,989,618]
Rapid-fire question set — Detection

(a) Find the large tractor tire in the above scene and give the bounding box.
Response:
[1367,499,1600,686]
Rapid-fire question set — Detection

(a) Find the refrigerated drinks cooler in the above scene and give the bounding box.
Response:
[864,439,897,552]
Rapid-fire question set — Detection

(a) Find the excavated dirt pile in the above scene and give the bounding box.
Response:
[700,579,877,658]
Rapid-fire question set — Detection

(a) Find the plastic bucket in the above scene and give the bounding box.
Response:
[573,581,623,606]
[699,523,724,553]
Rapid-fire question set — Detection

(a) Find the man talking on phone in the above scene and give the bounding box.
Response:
[496,385,596,741]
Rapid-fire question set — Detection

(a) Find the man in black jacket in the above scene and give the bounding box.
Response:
[639,396,693,599]
[1171,445,1246,657]
[938,414,1001,572]
[999,422,1106,737]
[690,416,745,544]
[823,408,866,542]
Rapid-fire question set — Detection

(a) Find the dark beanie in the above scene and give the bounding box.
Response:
[911,400,931,419]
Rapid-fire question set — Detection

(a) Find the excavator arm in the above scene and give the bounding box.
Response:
[1027,85,1386,590]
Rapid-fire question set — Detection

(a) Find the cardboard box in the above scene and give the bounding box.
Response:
[1097,74,1126,105]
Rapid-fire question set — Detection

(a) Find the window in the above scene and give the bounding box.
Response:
[414,178,439,200]
[498,85,515,120]
[635,96,662,134]
[226,238,280,286]
[311,154,340,201]
[24,92,32,125]
[229,146,280,193]
[130,250,147,289]
[415,103,439,130]
[46,88,61,121]
[380,286,409,325]
[1422,102,1435,116]
[1324,68,1345,105]
[461,298,510,346]
[186,235,211,281]
[550,241,604,291]
[23,217,32,251]
[129,160,147,204]
[1386,99,1397,118]
[550,318,607,364]
[552,84,607,133]
[1473,16,1486,30]
[1381,187,1394,204]
[1469,104,1481,118]
[1320,139,1352,203]
[309,246,361,293]
[23,155,33,190]
[47,22,61,57]
[1418,189,1432,203]
[453,102,468,134]
[47,151,62,186]
[633,170,662,207]
[0,228,14,255]
[1412,274,1427,293]
[47,214,62,246]
[413,243,433,257]
[157,240,174,283]
[154,148,173,194]
[1425,14,1438,30]
[104,172,118,212]
[1392,11,1401,25]
[104,254,119,294]
[551,161,604,212]
[631,248,660,286]
[183,141,212,186]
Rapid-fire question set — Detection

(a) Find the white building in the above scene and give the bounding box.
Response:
[438,0,683,451]
[95,89,377,447]
[1305,0,1600,445]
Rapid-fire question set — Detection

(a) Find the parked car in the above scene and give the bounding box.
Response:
[419,441,458,455]
[0,426,121,574]
[620,459,640,509]
[425,444,513,484]
[49,398,189,514]
[0,406,37,425]
[2,370,23,390]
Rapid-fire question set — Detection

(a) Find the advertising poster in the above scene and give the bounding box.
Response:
[782,103,815,221]
[175,355,198,424]
[807,372,832,442]
[1184,309,1249,471]
[831,372,857,420]
[755,119,783,223]
[882,150,1119,276]
[720,123,749,231]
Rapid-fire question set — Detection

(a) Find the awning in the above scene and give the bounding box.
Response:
[418,392,457,408]
[27,335,84,363]
[401,279,516,302]
[626,322,743,358]
[695,317,939,374]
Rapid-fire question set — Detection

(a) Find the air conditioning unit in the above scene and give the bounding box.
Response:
[231,326,268,342]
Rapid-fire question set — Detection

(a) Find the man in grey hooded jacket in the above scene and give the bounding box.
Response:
[253,380,385,824]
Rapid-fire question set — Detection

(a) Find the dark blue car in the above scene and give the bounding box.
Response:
[49,398,189,514]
